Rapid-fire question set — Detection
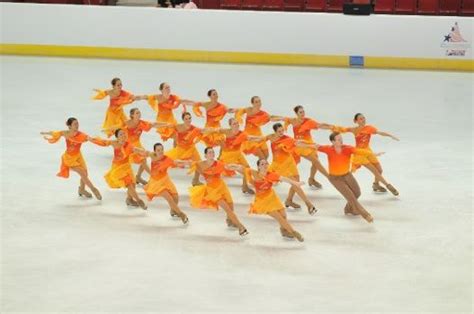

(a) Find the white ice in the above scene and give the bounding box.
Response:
[1,56,472,313]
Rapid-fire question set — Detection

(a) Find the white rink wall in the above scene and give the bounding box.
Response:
[1,2,473,60]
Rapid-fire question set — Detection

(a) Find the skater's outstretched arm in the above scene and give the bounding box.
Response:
[376,131,400,141]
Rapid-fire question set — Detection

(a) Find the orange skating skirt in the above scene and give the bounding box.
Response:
[102,110,127,138]
[104,162,135,188]
[166,145,201,161]
[351,148,380,171]
[249,189,284,214]
[189,179,233,210]
[144,174,178,200]
[269,154,299,178]
[57,152,87,178]
[219,150,250,176]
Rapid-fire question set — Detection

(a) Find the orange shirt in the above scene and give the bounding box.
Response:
[150,155,176,180]
[244,110,270,135]
[201,161,232,184]
[175,125,202,148]
[113,141,134,165]
[252,171,281,195]
[109,90,134,112]
[194,103,228,128]
[317,145,356,176]
[271,135,298,163]
[149,94,181,122]
[64,132,88,155]
[354,125,378,149]
[223,131,248,152]
[293,118,319,142]
[126,120,153,144]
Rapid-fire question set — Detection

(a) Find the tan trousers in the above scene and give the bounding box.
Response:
[328,172,370,218]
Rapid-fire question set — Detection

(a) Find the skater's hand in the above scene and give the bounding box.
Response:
[391,136,400,141]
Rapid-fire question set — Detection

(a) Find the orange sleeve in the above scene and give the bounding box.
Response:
[332,125,350,133]
[90,137,111,147]
[188,161,199,174]
[171,95,181,109]
[193,103,204,117]
[317,145,331,154]
[92,90,107,100]
[212,161,234,176]
[147,95,157,111]
[45,131,63,144]
[235,108,246,124]
[301,119,319,132]
[140,120,153,132]
[161,158,176,171]
[368,125,378,134]
[267,172,281,183]
[242,168,252,186]
[283,118,292,131]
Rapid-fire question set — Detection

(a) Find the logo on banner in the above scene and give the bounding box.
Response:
[441,22,471,57]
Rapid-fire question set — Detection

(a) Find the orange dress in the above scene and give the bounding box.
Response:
[93,90,134,137]
[290,118,320,158]
[126,120,153,164]
[144,155,178,200]
[333,125,380,170]
[194,102,227,147]
[218,131,250,175]
[92,139,136,188]
[247,170,284,214]
[166,125,202,161]
[148,94,181,141]
[317,145,375,176]
[189,161,234,210]
[236,109,270,155]
[352,125,379,170]
[268,135,300,177]
[46,131,89,178]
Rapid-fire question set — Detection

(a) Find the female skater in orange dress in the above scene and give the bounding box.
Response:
[300,132,385,223]
[92,129,147,210]
[273,105,332,189]
[235,96,274,160]
[92,78,138,137]
[166,112,205,186]
[191,89,234,147]
[136,82,195,141]
[331,113,399,195]
[204,118,254,194]
[104,108,173,185]
[40,117,102,200]
[189,147,248,237]
[249,123,317,214]
[230,159,306,242]
[135,143,190,224]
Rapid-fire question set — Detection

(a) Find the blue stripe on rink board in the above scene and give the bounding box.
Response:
[350,56,364,67]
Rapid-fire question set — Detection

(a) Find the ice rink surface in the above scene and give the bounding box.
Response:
[1,56,472,313]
